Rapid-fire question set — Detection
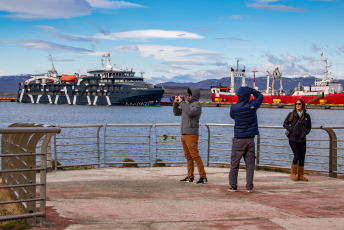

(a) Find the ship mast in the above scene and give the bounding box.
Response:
[319,52,331,81]
[252,70,258,89]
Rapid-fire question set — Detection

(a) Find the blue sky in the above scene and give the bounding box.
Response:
[0,0,343,84]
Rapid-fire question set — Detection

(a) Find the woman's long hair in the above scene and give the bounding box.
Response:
[289,98,306,122]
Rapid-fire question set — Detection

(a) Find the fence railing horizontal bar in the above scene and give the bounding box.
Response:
[306,154,328,157]
[208,162,230,165]
[258,144,289,148]
[157,161,187,164]
[0,212,45,221]
[209,155,230,158]
[105,142,148,145]
[0,153,46,157]
[209,148,230,151]
[306,146,329,150]
[0,198,44,205]
[105,155,149,158]
[210,135,233,138]
[0,127,60,134]
[56,150,97,154]
[58,156,98,161]
[105,162,150,164]
[0,168,45,173]
[259,151,292,155]
[0,183,44,189]
[59,125,103,128]
[156,148,183,150]
[106,124,153,127]
[206,123,234,127]
[209,141,230,144]
[105,135,150,138]
[258,158,290,162]
[156,155,185,157]
[105,148,149,151]
[156,141,181,144]
[155,123,181,127]
[56,163,100,168]
[56,143,97,147]
[56,136,97,139]
[306,161,328,165]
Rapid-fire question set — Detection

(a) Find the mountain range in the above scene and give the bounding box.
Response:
[1,74,343,95]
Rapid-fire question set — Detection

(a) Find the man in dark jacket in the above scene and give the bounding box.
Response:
[173,87,208,184]
[228,86,263,192]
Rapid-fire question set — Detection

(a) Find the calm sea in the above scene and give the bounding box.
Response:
[0,102,343,127]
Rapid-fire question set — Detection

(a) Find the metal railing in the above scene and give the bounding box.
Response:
[205,123,344,178]
[0,123,60,226]
[155,123,204,165]
[53,125,103,169]
[104,124,152,166]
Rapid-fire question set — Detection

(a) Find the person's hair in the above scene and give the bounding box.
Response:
[289,98,306,122]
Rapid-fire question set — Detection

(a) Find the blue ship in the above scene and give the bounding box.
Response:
[17,54,164,106]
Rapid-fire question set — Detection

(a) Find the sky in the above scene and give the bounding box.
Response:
[0,0,343,84]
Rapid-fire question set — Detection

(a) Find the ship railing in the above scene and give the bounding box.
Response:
[104,124,152,166]
[205,123,344,178]
[53,125,103,169]
[0,124,61,226]
[154,123,203,165]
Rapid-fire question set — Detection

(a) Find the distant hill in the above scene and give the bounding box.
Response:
[158,76,344,95]
[1,74,343,96]
[0,75,34,93]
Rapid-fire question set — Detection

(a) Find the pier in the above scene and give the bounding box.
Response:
[33,166,344,229]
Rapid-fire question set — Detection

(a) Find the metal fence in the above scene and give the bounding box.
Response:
[0,124,60,226]
[53,125,102,169]
[104,124,152,166]
[205,123,344,177]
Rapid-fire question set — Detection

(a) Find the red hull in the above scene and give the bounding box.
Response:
[212,93,344,104]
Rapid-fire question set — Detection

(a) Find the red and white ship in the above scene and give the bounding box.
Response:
[211,53,344,104]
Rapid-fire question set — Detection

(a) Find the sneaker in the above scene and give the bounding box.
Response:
[228,187,237,192]
[196,177,208,184]
[180,176,194,182]
[246,189,253,193]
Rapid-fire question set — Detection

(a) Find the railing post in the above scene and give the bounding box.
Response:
[320,126,338,178]
[206,124,210,167]
[256,133,260,170]
[96,126,102,168]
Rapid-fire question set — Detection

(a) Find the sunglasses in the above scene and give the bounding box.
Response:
[187,94,191,97]
[295,103,302,105]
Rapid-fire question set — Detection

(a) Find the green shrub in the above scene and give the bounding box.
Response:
[153,158,166,167]
[122,158,138,168]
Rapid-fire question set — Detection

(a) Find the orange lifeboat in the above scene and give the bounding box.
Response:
[61,75,77,82]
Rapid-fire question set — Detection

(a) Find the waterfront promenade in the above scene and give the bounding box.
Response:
[32,166,344,230]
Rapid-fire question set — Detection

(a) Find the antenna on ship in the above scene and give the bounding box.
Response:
[252,70,258,89]
[102,53,113,70]
[140,72,145,77]
[319,52,331,81]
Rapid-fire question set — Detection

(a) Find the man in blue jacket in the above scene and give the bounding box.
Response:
[228,86,263,192]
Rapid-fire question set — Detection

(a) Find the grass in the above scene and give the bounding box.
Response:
[0,183,30,230]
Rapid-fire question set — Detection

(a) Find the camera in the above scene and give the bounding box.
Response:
[171,95,185,102]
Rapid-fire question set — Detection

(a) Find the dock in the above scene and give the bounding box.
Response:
[30,166,344,230]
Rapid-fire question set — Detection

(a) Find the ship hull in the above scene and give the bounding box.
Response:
[18,83,164,106]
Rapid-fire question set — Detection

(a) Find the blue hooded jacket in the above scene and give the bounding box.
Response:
[230,87,264,138]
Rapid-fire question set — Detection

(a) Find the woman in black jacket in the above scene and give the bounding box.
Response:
[283,98,312,181]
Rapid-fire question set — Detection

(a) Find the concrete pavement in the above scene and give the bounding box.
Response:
[33,167,344,230]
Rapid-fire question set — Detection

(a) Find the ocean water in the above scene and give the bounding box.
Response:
[0,102,343,173]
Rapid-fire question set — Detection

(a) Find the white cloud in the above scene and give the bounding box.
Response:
[95,29,204,40]
[86,0,146,9]
[115,44,221,63]
[0,0,91,19]
[3,39,94,53]
[0,0,145,19]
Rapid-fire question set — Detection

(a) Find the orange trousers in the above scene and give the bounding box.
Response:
[181,135,206,178]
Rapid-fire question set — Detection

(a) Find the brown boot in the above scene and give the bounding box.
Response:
[291,164,298,181]
[298,166,308,181]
